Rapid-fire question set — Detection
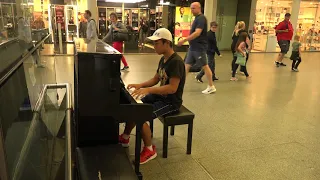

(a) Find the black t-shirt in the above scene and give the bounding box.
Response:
[157,52,186,108]
[189,14,208,52]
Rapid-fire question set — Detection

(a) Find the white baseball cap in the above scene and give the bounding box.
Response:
[147,28,173,42]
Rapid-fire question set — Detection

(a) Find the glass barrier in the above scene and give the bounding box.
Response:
[0,36,73,179]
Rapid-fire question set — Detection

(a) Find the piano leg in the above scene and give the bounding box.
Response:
[135,122,142,177]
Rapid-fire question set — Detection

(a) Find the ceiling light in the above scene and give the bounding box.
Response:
[104,0,146,3]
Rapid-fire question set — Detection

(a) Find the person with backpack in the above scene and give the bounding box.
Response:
[84,10,98,41]
[103,12,129,71]
[275,13,293,67]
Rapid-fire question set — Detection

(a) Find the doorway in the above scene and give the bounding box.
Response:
[216,0,238,50]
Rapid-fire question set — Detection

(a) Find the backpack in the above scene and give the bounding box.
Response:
[89,19,99,36]
[275,20,289,36]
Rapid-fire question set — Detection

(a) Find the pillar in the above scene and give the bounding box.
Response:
[87,0,98,23]
[287,0,301,57]
[204,0,217,30]
[248,0,257,36]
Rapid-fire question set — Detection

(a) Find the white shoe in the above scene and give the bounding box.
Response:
[202,85,216,94]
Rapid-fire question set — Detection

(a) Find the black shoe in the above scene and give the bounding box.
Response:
[279,62,287,66]
[275,61,280,67]
[213,77,219,81]
[195,76,203,83]
[121,66,130,71]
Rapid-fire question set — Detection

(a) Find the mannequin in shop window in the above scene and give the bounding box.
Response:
[103,12,129,71]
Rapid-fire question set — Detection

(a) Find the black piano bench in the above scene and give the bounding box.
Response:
[149,105,194,158]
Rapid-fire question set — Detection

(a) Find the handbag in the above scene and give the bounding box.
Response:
[235,52,246,66]
[113,30,129,42]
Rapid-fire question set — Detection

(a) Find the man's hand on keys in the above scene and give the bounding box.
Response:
[127,84,148,99]
[127,84,142,90]
[131,88,150,100]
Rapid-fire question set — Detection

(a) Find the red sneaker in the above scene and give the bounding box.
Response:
[140,145,157,165]
[119,134,130,148]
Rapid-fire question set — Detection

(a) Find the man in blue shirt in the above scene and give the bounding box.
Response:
[178,2,216,94]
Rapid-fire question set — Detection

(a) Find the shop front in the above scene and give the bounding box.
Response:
[96,0,205,53]
[252,0,320,52]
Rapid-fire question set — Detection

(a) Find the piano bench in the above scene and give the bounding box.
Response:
[149,105,194,158]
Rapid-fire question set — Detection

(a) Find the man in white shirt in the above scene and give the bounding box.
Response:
[84,10,98,40]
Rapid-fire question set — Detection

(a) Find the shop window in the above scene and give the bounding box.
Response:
[298,1,320,51]
[253,0,292,52]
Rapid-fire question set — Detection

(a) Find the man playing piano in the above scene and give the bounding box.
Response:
[119,28,186,164]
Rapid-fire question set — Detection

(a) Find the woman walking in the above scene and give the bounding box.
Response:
[103,13,129,71]
[231,32,251,81]
[230,21,251,74]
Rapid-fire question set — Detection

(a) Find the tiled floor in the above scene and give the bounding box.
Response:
[34,50,320,179]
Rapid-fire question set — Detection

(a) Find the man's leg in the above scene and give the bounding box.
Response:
[141,123,152,146]
[210,54,217,80]
[276,40,288,66]
[203,65,213,86]
[277,53,285,63]
[185,50,195,74]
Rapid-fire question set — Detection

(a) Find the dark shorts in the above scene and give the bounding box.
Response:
[185,50,208,67]
[141,94,179,120]
[278,40,290,54]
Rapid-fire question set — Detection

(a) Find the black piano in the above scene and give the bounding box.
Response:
[74,38,153,180]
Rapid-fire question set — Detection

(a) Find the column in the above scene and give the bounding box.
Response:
[287,0,301,57]
[248,0,258,36]
[87,0,98,23]
[204,0,218,30]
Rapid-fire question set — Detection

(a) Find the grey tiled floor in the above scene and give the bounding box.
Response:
[35,50,320,180]
[122,52,320,180]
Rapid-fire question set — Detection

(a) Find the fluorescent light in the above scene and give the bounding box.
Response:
[159,2,170,5]
[104,0,146,3]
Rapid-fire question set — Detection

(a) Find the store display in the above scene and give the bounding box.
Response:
[55,6,65,30]
[174,6,192,45]
[253,0,320,52]
[98,8,107,37]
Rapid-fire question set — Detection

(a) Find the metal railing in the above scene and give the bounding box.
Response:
[12,83,73,180]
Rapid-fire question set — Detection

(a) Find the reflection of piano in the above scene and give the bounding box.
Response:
[74,38,152,179]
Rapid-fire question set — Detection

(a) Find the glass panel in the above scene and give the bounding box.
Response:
[298,1,320,51]
[253,0,292,52]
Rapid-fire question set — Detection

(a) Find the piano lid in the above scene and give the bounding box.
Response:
[74,38,121,55]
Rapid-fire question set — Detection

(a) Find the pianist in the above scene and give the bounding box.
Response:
[119,28,186,164]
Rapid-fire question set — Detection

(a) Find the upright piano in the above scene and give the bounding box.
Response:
[74,38,152,180]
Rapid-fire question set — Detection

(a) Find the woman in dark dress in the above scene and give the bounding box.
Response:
[230,21,251,74]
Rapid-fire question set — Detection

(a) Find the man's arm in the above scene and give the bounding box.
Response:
[276,22,288,33]
[147,77,180,95]
[140,73,160,88]
[185,28,202,42]
[88,21,94,39]
[212,34,221,55]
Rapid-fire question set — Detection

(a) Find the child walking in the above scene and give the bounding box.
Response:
[290,35,302,72]
[231,32,250,81]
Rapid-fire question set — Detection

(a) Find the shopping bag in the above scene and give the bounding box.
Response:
[235,53,246,66]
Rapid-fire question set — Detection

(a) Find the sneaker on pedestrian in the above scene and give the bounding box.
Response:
[195,75,203,83]
[275,61,280,67]
[119,134,130,148]
[279,62,287,66]
[230,77,238,81]
[213,77,219,81]
[121,66,130,71]
[201,85,217,94]
[140,145,157,165]
[292,68,299,72]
